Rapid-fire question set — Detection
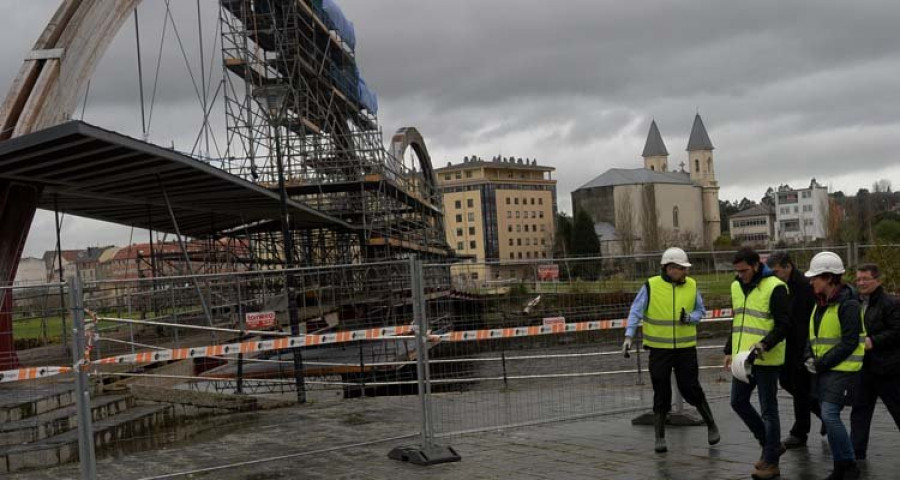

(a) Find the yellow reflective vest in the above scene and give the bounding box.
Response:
[730,276,787,366]
[642,276,698,349]
[809,302,866,372]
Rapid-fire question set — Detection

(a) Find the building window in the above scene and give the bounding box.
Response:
[456,242,463,251]
[455,214,463,223]
[530,198,535,205]
[541,238,546,245]
[456,228,463,237]
[455,171,461,179]
[508,225,513,232]
[514,198,519,205]
[539,211,544,219]
[518,252,523,259]
[532,224,537,232]
[443,174,451,181]
[673,206,680,228]
[525,238,531,246]
[471,272,478,280]
[516,211,520,218]
[542,252,547,258]
[540,224,545,232]
[695,159,700,172]
[469,240,476,249]
[707,158,712,174]
[454,200,461,209]
[516,225,521,232]
[538,198,543,205]
[506,197,511,205]
[524,225,529,232]
[517,239,522,246]
[509,239,514,246]
[469,226,475,235]
[467,198,474,208]
[507,211,512,219]
[510,253,514,259]
[793,206,798,213]
[467,212,475,222]
[526,252,531,259]
[465,170,472,178]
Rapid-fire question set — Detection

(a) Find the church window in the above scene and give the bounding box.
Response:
[694,159,700,173]
[707,158,712,174]
[673,207,680,228]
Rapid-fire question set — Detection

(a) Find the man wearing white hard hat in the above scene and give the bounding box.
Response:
[804,251,864,479]
[724,247,790,480]
[623,247,719,454]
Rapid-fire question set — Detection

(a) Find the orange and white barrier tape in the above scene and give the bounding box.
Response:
[2,310,735,383]
[0,366,72,384]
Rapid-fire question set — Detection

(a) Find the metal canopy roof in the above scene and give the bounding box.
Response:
[0,121,354,236]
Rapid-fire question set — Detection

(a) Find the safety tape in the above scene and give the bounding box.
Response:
[0,366,72,384]
[1,308,736,383]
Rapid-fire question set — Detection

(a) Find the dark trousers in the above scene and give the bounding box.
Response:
[780,357,822,439]
[850,369,900,458]
[731,365,781,464]
[648,346,708,414]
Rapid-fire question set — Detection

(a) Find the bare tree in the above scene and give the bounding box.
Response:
[640,186,660,252]
[874,179,892,194]
[615,191,637,255]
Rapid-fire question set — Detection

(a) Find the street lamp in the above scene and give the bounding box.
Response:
[253,84,306,403]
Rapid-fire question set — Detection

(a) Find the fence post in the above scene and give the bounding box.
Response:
[389,256,460,465]
[69,274,97,480]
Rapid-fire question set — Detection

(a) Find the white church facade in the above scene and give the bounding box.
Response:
[571,114,722,254]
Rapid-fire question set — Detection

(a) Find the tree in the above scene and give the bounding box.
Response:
[552,213,573,258]
[874,179,892,194]
[616,191,638,255]
[874,219,900,243]
[571,210,600,257]
[640,186,660,252]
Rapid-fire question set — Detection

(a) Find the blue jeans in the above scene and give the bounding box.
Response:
[731,365,781,463]
[822,400,855,462]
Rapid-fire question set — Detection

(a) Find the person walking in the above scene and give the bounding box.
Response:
[805,252,863,480]
[767,251,824,447]
[622,247,720,454]
[850,263,900,461]
[724,247,790,480]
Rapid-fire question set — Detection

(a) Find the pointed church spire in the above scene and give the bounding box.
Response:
[687,113,714,151]
[641,120,669,157]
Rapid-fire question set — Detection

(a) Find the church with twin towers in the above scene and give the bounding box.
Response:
[572,114,722,254]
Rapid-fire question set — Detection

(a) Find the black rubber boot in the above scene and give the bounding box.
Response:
[654,412,667,453]
[696,399,720,445]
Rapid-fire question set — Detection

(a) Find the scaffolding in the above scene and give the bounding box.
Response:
[219,0,450,267]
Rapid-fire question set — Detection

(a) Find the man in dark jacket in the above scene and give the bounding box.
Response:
[767,251,823,447]
[850,263,900,460]
[725,247,791,480]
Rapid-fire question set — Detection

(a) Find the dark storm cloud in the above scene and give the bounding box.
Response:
[3,1,898,255]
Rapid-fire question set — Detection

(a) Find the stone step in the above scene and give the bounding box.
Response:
[0,394,134,447]
[0,383,76,424]
[0,403,174,474]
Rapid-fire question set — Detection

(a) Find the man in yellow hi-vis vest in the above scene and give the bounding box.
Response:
[805,252,864,480]
[622,247,719,454]
[724,247,790,480]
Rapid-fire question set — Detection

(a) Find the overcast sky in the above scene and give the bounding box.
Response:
[4,0,899,258]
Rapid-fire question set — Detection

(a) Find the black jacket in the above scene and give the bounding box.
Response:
[784,268,816,361]
[862,286,900,375]
[723,265,791,355]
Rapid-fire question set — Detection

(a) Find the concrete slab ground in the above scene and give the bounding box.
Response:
[7,390,899,480]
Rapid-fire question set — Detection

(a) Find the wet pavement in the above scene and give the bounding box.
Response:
[8,388,900,480]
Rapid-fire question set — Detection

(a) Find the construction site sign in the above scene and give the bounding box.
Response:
[537,264,559,281]
[245,311,277,330]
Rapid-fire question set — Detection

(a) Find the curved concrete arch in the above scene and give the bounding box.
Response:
[0,0,141,139]
[389,126,438,195]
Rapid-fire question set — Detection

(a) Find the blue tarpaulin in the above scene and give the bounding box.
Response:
[357,76,378,114]
[321,0,356,51]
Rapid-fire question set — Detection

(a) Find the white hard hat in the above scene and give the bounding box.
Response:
[731,350,755,383]
[804,251,845,278]
[660,247,691,268]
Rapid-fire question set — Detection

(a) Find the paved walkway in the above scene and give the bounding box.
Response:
[9,390,900,480]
